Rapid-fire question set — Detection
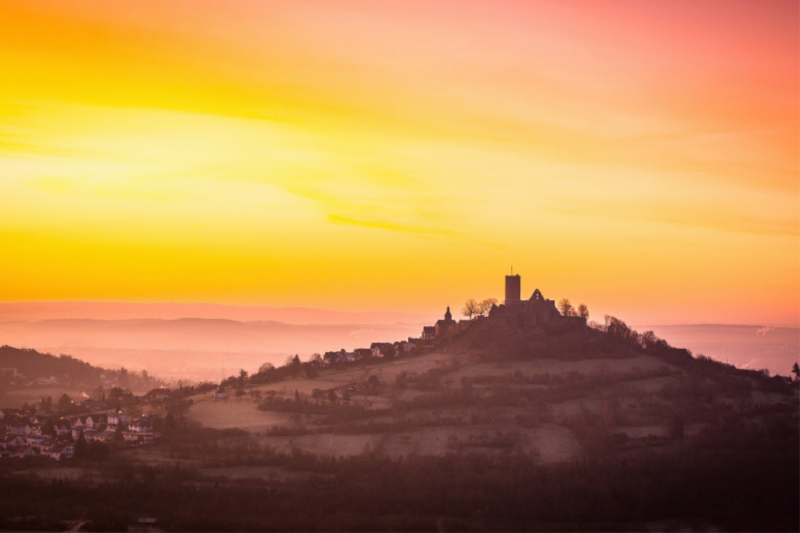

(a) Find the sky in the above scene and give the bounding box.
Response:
[0,0,797,326]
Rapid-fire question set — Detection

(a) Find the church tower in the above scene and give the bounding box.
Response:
[444,306,452,321]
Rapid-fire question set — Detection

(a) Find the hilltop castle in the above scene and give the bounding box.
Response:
[417,273,585,344]
[489,274,585,329]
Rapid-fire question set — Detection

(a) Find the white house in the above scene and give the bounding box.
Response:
[127,418,153,433]
[107,413,131,426]
[48,444,74,461]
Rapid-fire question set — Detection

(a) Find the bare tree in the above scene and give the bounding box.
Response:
[577,303,589,319]
[558,298,574,317]
[462,299,479,319]
[478,298,498,317]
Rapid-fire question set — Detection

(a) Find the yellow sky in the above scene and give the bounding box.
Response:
[0,0,797,325]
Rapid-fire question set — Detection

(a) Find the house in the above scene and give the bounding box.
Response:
[14,446,36,459]
[25,435,49,449]
[370,343,395,358]
[107,413,131,426]
[53,420,72,436]
[123,432,158,445]
[82,429,102,443]
[323,350,348,366]
[354,348,373,360]
[421,326,436,341]
[5,435,26,447]
[72,425,86,441]
[48,444,75,461]
[9,422,31,436]
[128,418,153,433]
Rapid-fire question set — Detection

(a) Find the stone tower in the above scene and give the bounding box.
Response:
[505,274,521,305]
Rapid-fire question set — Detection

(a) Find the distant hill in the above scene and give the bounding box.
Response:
[0,318,430,382]
[0,302,437,325]
[0,345,105,385]
[638,324,799,377]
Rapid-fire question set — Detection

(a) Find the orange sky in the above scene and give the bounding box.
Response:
[0,0,797,325]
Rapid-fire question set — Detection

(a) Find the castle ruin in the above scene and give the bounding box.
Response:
[489,274,585,330]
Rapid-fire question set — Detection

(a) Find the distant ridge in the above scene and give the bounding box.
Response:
[0,302,437,325]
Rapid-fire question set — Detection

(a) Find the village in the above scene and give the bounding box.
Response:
[0,403,161,461]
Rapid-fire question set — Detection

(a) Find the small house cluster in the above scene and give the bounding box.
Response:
[319,305,475,367]
[322,342,417,365]
[0,407,160,461]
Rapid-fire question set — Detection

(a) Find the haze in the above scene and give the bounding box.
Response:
[0,0,797,331]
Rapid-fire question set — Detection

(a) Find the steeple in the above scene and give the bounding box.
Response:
[444,306,452,321]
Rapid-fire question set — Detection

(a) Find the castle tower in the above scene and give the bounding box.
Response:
[444,306,452,321]
[505,274,521,305]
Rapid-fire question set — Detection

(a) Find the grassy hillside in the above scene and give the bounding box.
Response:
[181,322,797,465]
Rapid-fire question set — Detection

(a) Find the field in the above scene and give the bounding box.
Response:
[1,385,90,409]
[182,341,783,466]
[186,397,291,433]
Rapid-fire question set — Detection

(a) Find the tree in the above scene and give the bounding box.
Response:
[113,426,124,446]
[328,390,338,403]
[75,431,87,458]
[39,396,53,410]
[238,369,248,386]
[478,298,498,317]
[309,353,323,367]
[577,304,589,319]
[558,298,574,317]
[57,393,73,410]
[462,299,479,320]
[164,412,176,431]
[640,330,657,349]
[92,385,105,401]
[792,362,799,381]
[118,367,129,387]
[259,362,275,374]
[43,419,56,438]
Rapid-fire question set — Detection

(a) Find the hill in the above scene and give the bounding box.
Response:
[2,319,797,531]
[0,318,429,381]
[0,345,108,385]
[181,321,797,459]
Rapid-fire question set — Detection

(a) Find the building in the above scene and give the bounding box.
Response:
[434,307,457,338]
[505,274,521,305]
[490,274,585,330]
